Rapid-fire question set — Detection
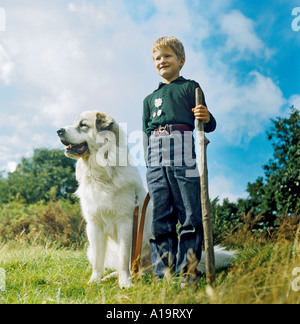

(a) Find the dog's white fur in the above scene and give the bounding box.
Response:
[59,111,152,288]
[58,111,236,288]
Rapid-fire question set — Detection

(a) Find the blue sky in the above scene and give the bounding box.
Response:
[0,0,299,202]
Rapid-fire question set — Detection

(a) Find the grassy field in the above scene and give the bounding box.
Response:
[1,236,299,304]
[0,200,299,304]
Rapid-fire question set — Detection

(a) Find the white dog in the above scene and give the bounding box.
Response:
[58,111,236,288]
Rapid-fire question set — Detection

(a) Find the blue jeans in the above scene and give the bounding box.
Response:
[146,132,203,277]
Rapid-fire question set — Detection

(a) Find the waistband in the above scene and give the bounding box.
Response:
[151,124,194,136]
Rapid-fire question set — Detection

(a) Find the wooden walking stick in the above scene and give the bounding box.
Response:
[131,193,151,275]
[195,88,215,284]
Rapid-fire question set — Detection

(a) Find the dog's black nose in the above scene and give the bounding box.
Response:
[57,128,65,136]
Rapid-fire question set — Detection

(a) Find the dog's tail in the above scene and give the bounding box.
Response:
[198,245,237,273]
[104,240,237,274]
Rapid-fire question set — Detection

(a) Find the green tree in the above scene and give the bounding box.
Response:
[263,107,300,215]
[246,107,299,219]
[0,149,77,204]
[211,107,299,237]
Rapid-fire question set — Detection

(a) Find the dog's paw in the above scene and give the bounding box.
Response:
[88,271,103,284]
[119,275,132,289]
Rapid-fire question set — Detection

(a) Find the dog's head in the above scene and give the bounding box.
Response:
[57,111,116,160]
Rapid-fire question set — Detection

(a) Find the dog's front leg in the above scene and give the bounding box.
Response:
[117,225,132,288]
[87,222,107,283]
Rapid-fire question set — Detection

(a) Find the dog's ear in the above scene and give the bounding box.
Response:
[96,112,114,132]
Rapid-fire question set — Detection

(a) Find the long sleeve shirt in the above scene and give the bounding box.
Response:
[143,76,216,138]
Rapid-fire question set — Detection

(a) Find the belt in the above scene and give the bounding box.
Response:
[152,124,194,136]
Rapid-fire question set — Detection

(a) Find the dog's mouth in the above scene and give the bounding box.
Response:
[61,140,89,157]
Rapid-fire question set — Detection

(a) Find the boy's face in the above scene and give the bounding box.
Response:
[153,46,185,84]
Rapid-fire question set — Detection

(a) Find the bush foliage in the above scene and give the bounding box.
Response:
[0,148,77,204]
[0,198,86,248]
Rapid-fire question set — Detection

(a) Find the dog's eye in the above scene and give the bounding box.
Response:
[79,121,89,128]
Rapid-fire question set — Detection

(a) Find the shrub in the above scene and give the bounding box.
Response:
[0,199,86,248]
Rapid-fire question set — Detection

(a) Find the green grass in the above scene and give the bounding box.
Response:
[0,241,210,304]
[1,200,299,304]
[0,241,205,304]
[1,238,300,304]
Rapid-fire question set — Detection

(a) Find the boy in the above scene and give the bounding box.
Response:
[143,36,216,282]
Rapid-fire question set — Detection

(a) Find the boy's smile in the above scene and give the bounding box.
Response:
[153,47,185,84]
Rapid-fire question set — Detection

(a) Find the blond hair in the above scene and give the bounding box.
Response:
[152,36,186,60]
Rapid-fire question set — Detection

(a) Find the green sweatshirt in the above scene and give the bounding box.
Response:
[143,76,217,138]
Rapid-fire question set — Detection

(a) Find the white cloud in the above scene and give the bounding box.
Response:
[289,95,300,109]
[209,175,247,202]
[7,161,17,173]
[0,0,291,203]
[221,71,285,142]
[219,10,266,57]
[189,60,285,144]
[1,1,282,137]
[2,1,156,129]
[0,44,14,85]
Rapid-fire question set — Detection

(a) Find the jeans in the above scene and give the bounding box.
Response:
[146,132,203,277]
